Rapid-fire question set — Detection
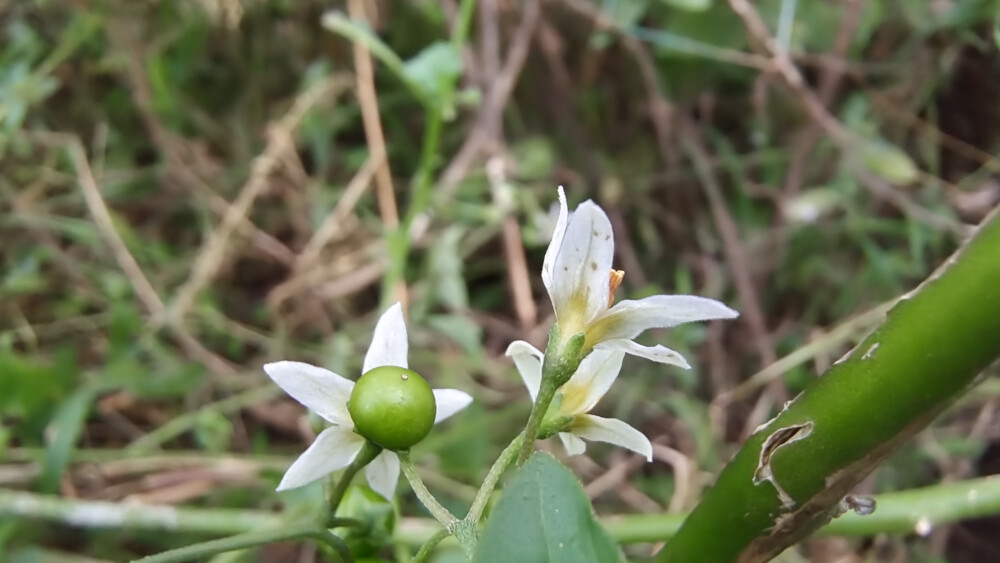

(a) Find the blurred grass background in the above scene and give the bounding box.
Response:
[2,0,1000,561]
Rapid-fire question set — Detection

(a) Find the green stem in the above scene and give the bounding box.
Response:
[450,0,478,50]
[380,107,444,310]
[131,522,346,563]
[320,12,427,106]
[326,440,382,519]
[515,380,557,467]
[6,476,1000,546]
[658,206,1000,562]
[398,451,458,529]
[412,528,451,563]
[466,432,524,523]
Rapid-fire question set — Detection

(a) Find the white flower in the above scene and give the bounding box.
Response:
[542,186,739,367]
[263,303,473,499]
[506,341,652,460]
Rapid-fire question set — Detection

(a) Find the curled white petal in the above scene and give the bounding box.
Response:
[505,340,543,401]
[365,450,400,501]
[363,302,409,373]
[546,198,615,332]
[559,349,625,416]
[589,295,739,343]
[263,361,354,425]
[432,388,473,423]
[276,426,365,491]
[573,414,653,462]
[558,431,587,457]
[595,339,691,369]
[541,186,569,291]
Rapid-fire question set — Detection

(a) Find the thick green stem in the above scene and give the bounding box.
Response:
[326,440,382,521]
[398,451,458,529]
[658,206,1000,562]
[466,432,525,523]
[131,522,349,563]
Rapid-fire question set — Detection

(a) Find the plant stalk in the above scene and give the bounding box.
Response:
[326,440,382,522]
[658,206,1000,562]
[131,522,349,563]
[398,451,458,529]
[466,431,525,523]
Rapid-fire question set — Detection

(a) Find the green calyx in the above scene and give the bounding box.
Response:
[543,331,586,388]
[349,366,436,450]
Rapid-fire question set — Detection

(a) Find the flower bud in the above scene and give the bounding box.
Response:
[349,366,436,450]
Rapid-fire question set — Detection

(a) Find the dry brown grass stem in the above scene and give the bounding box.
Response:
[487,156,538,331]
[31,132,238,377]
[164,76,349,328]
[296,153,383,271]
[726,0,968,237]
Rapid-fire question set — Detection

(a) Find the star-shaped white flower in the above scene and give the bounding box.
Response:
[506,341,652,460]
[264,303,473,500]
[543,186,739,366]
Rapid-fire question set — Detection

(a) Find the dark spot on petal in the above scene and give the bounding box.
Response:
[590,262,598,270]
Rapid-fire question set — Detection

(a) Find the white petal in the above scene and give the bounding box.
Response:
[589,295,739,343]
[558,432,587,457]
[276,426,365,491]
[505,340,543,401]
[363,302,409,373]
[595,339,691,369]
[365,450,400,501]
[263,361,354,424]
[546,198,615,332]
[573,414,653,462]
[559,349,625,415]
[433,388,473,423]
[541,186,569,291]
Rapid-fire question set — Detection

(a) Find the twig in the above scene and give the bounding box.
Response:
[487,157,537,331]
[164,77,348,327]
[54,134,165,316]
[437,0,541,198]
[680,118,776,369]
[346,0,404,306]
[725,0,968,237]
[108,24,294,267]
[296,154,382,270]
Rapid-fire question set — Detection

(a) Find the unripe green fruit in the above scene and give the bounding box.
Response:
[349,366,436,450]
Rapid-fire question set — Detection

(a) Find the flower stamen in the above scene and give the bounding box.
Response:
[608,269,625,307]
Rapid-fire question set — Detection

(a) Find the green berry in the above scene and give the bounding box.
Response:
[349,366,436,450]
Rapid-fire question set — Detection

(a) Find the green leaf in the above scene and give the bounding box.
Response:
[427,226,469,310]
[859,140,918,184]
[403,42,462,106]
[473,452,623,563]
[41,385,96,492]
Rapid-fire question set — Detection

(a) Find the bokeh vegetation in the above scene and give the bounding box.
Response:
[2,0,1000,561]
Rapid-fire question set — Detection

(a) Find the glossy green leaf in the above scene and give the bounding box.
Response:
[473,452,623,563]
